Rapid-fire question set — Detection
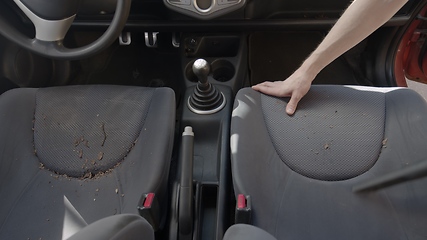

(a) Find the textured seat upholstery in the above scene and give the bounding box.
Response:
[0,85,175,239]
[223,224,277,240]
[67,214,154,240]
[231,85,427,240]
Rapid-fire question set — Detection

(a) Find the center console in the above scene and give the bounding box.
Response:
[181,34,247,93]
[163,0,246,19]
[168,33,247,240]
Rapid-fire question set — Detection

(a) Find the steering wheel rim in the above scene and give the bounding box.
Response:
[0,0,131,60]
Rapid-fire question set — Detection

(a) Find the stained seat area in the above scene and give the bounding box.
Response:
[0,85,175,239]
[230,85,427,240]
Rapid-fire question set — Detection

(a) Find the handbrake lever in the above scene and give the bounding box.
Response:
[178,126,194,238]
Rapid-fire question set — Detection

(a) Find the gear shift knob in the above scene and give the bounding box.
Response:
[192,59,210,85]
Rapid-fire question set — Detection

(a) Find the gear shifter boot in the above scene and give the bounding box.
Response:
[188,59,226,114]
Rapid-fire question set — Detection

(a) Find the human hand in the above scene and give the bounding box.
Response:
[252,70,314,115]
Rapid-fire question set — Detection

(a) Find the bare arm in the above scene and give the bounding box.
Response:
[252,0,408,115]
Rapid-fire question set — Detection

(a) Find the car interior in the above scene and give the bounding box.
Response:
[0,0,427,239]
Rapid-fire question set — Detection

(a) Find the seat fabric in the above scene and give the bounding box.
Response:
[231,85,427,240]
[223,224,277,240]
[68,214,154,240]
[0,85,175,239]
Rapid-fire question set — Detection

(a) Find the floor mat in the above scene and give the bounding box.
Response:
[72,33,184,95]
[249,31,361,86]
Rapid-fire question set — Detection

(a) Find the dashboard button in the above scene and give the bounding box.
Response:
[218,0,240,5]
[168,0,191,6]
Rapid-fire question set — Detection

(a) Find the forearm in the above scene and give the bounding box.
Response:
[300,0,408,77]
[253,0,409,115]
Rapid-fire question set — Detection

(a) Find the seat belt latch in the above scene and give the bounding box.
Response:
[138,193,160,230]
[235,194,252,224]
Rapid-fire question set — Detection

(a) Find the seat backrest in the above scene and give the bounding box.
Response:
[231,85,427,240]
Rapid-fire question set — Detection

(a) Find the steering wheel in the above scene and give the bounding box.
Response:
[0,0,131,60]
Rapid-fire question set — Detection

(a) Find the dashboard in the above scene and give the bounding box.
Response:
[70,0,417,33]
[75,0,415,19]
[3,0,416,24]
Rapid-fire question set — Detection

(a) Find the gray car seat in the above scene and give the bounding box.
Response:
[230,85,427,240]
[224,224,277,240]
[0,85,175,239]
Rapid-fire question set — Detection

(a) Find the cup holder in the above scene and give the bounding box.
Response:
[211,60,235,82]
[185,59,235,83]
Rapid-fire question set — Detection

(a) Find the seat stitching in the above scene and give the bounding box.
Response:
[0,170,40,233]
[382,190,409,239]
[380,91,408,239]
[274,167,292,238]
[114,88,155,166]
[259,93,292,237]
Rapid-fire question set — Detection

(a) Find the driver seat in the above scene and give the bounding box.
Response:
[0,85,175,239]
[231,85,427,240]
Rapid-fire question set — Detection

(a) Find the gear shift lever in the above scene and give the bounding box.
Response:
[188,59,226,114]
[193,59,210,87]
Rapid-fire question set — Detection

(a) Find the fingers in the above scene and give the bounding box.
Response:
[286,94,301,115]
[252,80,307,115]
[252,81,289,97]
[252,81,273,91]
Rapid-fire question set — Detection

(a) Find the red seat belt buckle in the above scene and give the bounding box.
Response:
[237,194,247,209]
[235,194,252,224]
[138,193,160,231]
[143,193,155,208]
